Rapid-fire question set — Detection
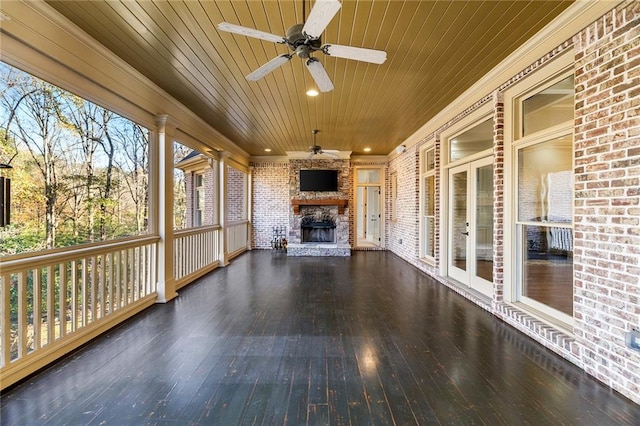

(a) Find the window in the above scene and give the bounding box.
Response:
[449,118,493,163]
[509,61,575,325]
[0,62,149,256]
[420,146,436,259]
[194,173,205,226]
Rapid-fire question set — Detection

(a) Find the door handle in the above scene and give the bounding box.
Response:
[461,231,469,236]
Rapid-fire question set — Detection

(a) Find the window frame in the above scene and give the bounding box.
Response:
[504,52,575,330]
[419,143,437,262]
[193,172,205,227]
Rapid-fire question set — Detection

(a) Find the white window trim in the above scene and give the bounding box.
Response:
[353,166,386,248]
[439,104,493,279]
[419,141,436,263]
[503,51,575,329]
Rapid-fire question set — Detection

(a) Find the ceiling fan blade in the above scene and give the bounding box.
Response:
[305,58,334,92]
[322,149,340,153]
[218,22,286,44]
[302,0,341,40]
[322,44,387,64]
[247,54,292,81]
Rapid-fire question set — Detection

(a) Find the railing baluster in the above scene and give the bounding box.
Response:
[18,272,27,358]
[90,256,97,322]
[59,262,67,337]
[99,255,105,318]
[0,273,9,367]
[33,269,41,351]
[46,265,54,345]
[70,261,77,332]
[81,258,88,327]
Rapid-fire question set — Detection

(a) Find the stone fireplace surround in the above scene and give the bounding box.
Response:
[287,159,351,256]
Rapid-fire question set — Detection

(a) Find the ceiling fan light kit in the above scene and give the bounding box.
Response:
[217,0,387,93]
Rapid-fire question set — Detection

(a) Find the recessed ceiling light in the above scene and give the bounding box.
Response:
[306,89,319,97]
[364,147,371,152]
[264,148,272,152]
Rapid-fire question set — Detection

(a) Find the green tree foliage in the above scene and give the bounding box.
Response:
[0,62,150,256]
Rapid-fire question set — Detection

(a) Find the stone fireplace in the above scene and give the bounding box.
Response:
[286,158,351,256]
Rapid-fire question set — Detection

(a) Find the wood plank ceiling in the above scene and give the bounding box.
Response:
[46,0,573,157]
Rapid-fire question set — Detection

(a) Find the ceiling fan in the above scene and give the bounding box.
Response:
[217,0,387,93]
[308,129,339,158]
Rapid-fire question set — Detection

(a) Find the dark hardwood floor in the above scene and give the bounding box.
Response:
[2,251,639,425]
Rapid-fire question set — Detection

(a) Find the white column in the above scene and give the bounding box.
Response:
[153,114,178,302]
[218,152,230,266]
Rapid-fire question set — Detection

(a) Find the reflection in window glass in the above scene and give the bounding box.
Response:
[423,175,435,258]
[449,119,493,162]
[475,164,493,282]
[522,75,574,136]
[521,224,573,316]
[518,135,573,223]
[424,149,435,172]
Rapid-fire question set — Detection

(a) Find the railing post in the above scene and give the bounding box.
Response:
[152,114,178,302]
[218,152,230,266]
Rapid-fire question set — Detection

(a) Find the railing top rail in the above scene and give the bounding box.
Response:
[174,224,222,238]
[0,235,160,274]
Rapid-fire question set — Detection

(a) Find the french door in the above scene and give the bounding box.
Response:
[448,157,494,296]
[356,186,381,245]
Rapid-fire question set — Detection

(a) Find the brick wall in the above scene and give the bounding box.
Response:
[573,0,640,401]
[250,162,289,249]
[492,92,505,302]
[386,148,420,261]
[184,167,217,227]
[227,165,246,222]
[384,1,639,404]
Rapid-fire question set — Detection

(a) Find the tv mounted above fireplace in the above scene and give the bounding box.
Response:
[299,169,338,192]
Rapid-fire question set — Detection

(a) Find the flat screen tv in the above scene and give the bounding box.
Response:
[300,169,338,192]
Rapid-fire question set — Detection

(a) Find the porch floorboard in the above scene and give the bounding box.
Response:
[2,251,639,425]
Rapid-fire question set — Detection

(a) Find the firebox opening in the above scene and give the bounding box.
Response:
[301,212,337,243]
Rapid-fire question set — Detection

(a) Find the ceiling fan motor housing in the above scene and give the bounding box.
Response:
[286,23,322,58]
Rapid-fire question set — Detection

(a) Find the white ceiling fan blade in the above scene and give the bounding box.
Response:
[247,55,292,81]
[305,58,334,92]
[322,44,387,64]
[218,22,286,44]
[302,0,342,40]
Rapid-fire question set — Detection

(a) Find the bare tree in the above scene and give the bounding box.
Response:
[112,119,149,234]
[1,70,67,248]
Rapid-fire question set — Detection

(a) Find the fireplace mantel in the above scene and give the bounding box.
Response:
[291,199,348,215]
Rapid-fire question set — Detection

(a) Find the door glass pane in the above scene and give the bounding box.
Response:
[475,165,493,282]
[452,171,468,271]
[518,135,573,223]
[521,224,573,315]
[522,75,574,136]
[449,119,493,162]
[356,187,365,238]
[366,187,380,242]
[357,169,380,184]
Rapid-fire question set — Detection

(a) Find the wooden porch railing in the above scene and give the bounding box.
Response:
[0,236,159,389]
[173,225,220,289]
[226,220,249,259]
